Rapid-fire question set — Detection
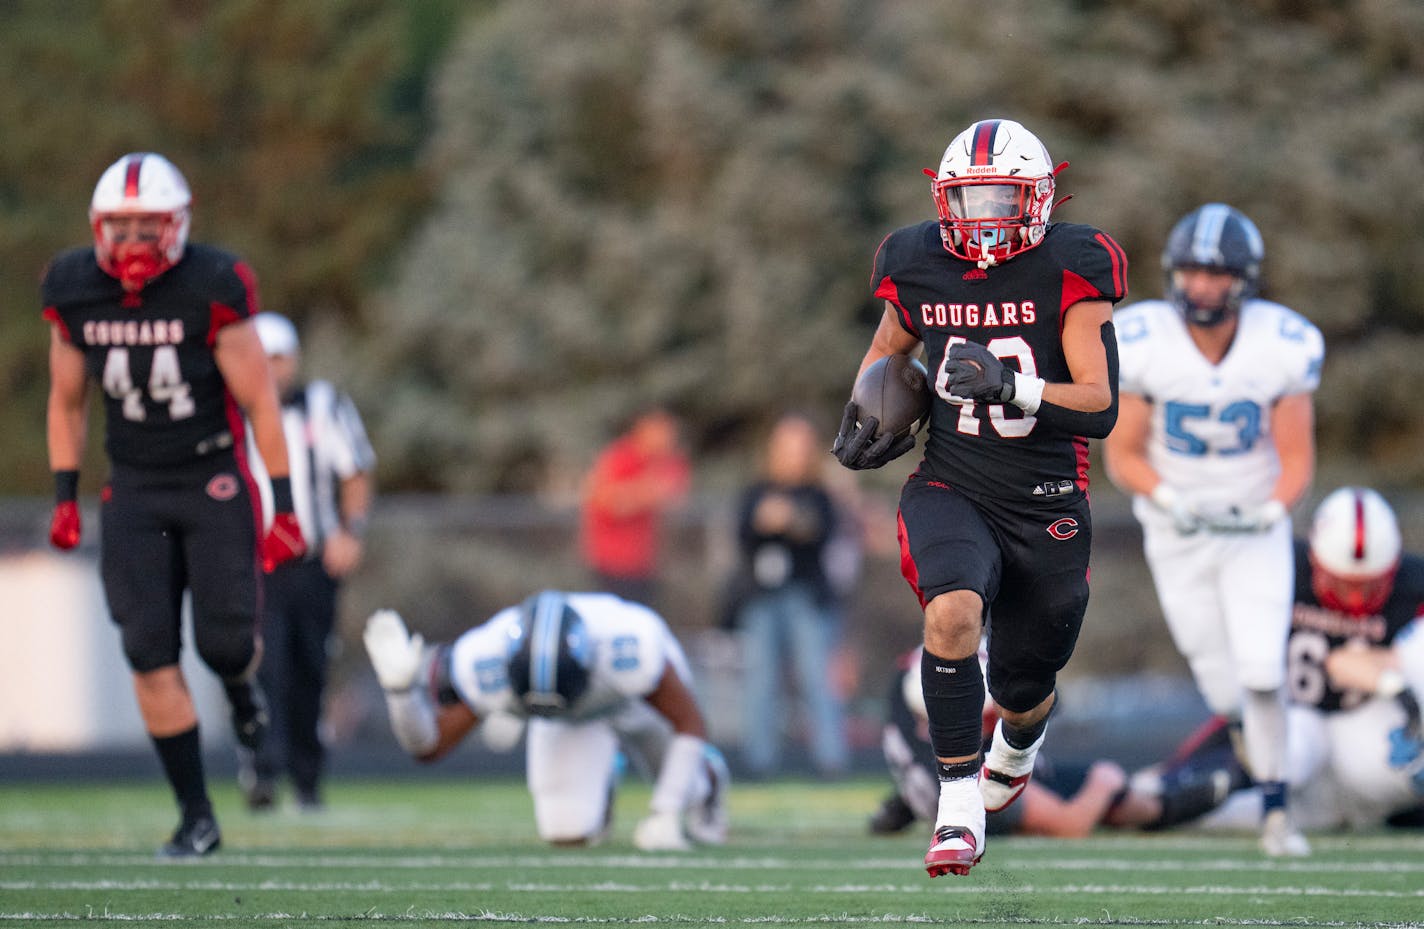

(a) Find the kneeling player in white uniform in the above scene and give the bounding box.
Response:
[1105,203,1324,856]
[363,590,729,850]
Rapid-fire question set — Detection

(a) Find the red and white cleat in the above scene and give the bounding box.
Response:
[925,825,983,877]
[980,767,1032,813]
[980,719,1045,813]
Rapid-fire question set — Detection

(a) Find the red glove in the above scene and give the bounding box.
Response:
[261,511,307,572]
[49,501,81,550]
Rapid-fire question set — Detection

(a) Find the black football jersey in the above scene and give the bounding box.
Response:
[1287,541,1424,713]
[42,243,259,468]
[871,221,1128,502]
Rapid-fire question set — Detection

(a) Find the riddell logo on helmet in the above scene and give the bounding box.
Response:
[966,165,996,175]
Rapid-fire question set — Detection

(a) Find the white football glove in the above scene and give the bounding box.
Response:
[633,810,692,852]
[363,609,426,691]
[1150,484,1202,536]
[1204,500,1287,534]
[479,711,527,752]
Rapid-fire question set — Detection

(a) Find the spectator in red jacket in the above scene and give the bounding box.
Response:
[579,406,690,608]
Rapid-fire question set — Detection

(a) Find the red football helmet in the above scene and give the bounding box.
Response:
[89,152,192,292]
[929,119,1059,268]
[1308,487,1402,617]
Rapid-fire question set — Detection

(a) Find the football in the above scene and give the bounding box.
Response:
[851,355,931,439]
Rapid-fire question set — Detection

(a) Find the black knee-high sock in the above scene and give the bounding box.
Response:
[152,726,212,822]
[920,649,985,776]
[1001,695,1055,749]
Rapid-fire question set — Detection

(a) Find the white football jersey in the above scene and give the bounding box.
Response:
[446,593,692,723]
[1116,298,1323,526]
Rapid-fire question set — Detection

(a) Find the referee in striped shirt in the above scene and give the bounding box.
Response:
[242,312,376,810]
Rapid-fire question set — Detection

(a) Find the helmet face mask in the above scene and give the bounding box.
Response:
[1161,203,1263,327]
[505,591,594,717]
[931,119,1056,267]
[1308,487,1402,617]
[89,152,192,292]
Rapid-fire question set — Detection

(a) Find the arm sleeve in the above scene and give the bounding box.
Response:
[1031,321,1119,439]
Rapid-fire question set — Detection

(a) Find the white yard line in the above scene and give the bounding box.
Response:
[2,910,1422,926]
[4,877,1424,898]
[5,851,1424,875]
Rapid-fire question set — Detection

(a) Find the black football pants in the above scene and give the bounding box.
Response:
[253,557,338,796]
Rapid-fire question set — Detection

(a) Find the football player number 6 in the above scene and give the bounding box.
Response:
[935,335,1037,439]
[102,346,196,422]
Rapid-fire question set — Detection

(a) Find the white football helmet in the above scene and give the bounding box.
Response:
[253,312,300,357]
[930,119,1058,267]
[89,152,192,291]
[1308,487,1402,616]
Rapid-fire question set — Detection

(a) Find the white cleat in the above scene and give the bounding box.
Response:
[633,810,692,852]
[1260,808,1311,857]
[980,719,1045,813]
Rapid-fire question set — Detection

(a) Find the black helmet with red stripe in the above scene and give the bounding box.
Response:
[929,118,1058,268]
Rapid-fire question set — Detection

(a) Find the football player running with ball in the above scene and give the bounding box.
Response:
[1104,204,1324,856]
[833,118,1128,876]
[364,591,729,850]
[43,153,306,857]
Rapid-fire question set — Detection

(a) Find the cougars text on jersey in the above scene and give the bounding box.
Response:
[871,221,1127,503]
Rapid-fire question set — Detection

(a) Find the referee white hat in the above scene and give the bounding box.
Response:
[254,312,300,357]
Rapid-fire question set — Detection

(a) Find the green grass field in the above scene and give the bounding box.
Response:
[2,775,1422,927]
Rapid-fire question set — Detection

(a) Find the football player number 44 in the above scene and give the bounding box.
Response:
[934,335,1037,439]
[103,346,196,422]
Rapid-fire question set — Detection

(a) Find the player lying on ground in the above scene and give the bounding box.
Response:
[868,646,1235,838]
[364,590,728,850]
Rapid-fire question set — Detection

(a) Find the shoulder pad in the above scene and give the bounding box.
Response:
[41,247,110,307]
[1045,223,1129,303]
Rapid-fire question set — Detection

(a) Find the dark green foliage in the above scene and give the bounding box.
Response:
[0,0,465,493]
[6,0,1423,494]
[357,0,1424,494]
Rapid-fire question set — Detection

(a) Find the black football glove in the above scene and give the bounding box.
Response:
[831,400,916,470]
[945,341,1015,403]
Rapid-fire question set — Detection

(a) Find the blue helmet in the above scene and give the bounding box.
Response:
[1161,203,1264,327]
[506,591,594,717]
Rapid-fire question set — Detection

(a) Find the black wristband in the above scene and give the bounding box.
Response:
[270,476,295,513]
[998,365,1017,403]
[54,470,79,504]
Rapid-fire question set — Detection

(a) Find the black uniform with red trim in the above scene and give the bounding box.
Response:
[41,243,264,676]
[1288,542,1424,714]
[874,220,1127,712]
